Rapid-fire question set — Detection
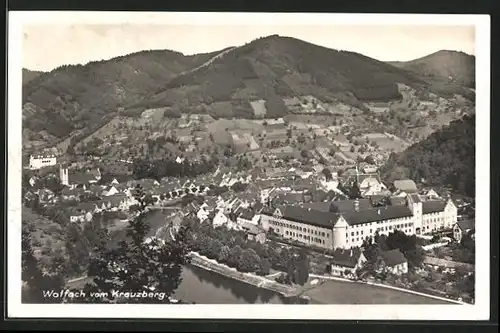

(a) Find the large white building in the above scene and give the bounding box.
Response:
[260,194,457,250]
[29,153,57,170]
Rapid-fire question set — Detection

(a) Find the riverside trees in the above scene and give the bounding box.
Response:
[78,185,192,303]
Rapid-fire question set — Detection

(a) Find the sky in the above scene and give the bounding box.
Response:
[22,24,475,72]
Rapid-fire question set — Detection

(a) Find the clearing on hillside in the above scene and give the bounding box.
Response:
[250,99,267,117]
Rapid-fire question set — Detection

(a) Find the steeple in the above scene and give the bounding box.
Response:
[59,163,69,186]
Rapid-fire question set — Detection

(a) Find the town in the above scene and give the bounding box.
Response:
[20,29,476,307]
[22,129,475,304]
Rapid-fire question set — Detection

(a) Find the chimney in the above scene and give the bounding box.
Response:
[377,209,381,215]
[350,249,353,257]
[354,199,359,212]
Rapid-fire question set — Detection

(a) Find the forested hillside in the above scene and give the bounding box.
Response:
[22,49,225,138]
[380,114,475,197]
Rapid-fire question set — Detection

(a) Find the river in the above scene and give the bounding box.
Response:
[145,211,451,305]
[174,264,292,304]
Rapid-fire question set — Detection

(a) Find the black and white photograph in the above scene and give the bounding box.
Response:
[7,12,490,320]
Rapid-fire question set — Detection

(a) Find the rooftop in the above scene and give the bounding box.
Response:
[380,249,407,267]
[342,205,413,226]
[393,179,418,193]
[422,200,447,214]
[456,219,475,231]
[331,248,363,268]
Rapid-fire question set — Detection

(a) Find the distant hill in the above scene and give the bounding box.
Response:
[134,35,430,118]
[22,36,475,143]
[22,48,227,138]
[22,68,44,85]
[389,50,475,89]
[380,114,475,197]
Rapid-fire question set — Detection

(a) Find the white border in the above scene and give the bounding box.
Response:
[8,12,491,320]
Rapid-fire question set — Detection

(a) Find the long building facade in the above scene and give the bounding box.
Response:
[260,194,457,250]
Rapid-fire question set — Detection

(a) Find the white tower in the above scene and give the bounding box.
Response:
[406,195,422,235]
[59,164,69,186]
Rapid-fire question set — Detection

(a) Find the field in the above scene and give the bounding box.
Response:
[250,99,267,117]
[304,280,452,304]
[361,133,410,152]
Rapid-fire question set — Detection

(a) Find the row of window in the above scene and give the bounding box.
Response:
[270,219,327,237]
[370,228,413,239]
[284,230,326,245]
[32,159,55,164]
[375,223,413,232]
[424,216,444,224]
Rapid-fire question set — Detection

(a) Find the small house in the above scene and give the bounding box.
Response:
[329,248,367,277]
[453,219,475,243]
[241,222,267,244]
[377,249,408,275]
[236,209,256,225]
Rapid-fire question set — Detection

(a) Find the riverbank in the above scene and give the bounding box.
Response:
[188,252,300,298]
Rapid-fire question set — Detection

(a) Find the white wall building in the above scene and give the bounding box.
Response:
[30,154,57,170]
[260,194,457,250]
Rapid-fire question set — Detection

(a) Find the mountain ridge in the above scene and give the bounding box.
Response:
[22,35,475,144]
[388,50,475,88]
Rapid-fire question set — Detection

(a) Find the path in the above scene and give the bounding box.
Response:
[179,47,237,76]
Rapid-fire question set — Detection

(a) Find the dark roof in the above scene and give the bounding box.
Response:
[393,179,418,193]
[422,200,447,214]
[322,190,346,202]
[369,195,387,205]
[86,185,104,194]
[380,249,407,266]
[300,202,333,212]
[242,223,265,235]
[68,202,97,215]
[238,209,255,220]
[331,199,372,213]
[331,248,363,268]
[261,206,274,215]
[389,196,406,206]
[69,172,97,185]
[408,193,421,203]
[342,206,413,226]
[104,193,126,207]
[62,187,84,196]
[266,206,338,229]
[252,202,264,213]
[456,219,475,231]
[273,192,305,204]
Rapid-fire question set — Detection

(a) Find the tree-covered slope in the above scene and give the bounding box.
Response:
[380,114,475,197]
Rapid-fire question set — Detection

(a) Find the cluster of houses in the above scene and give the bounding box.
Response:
[328,248,409,278]
[24,154,475,279]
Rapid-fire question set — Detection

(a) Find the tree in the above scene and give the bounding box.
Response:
[228,245,243,268]
[385,230,423,268]
[82,186,192,303]
[295,255,310,286]
[258,258,272,276]
[217,245,231,263]
[239,249,260,272]
[22,228,64,303]
[322,168,333,181]
[348,181,362,200]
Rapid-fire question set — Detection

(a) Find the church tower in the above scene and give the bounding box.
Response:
[59,164,69,186]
